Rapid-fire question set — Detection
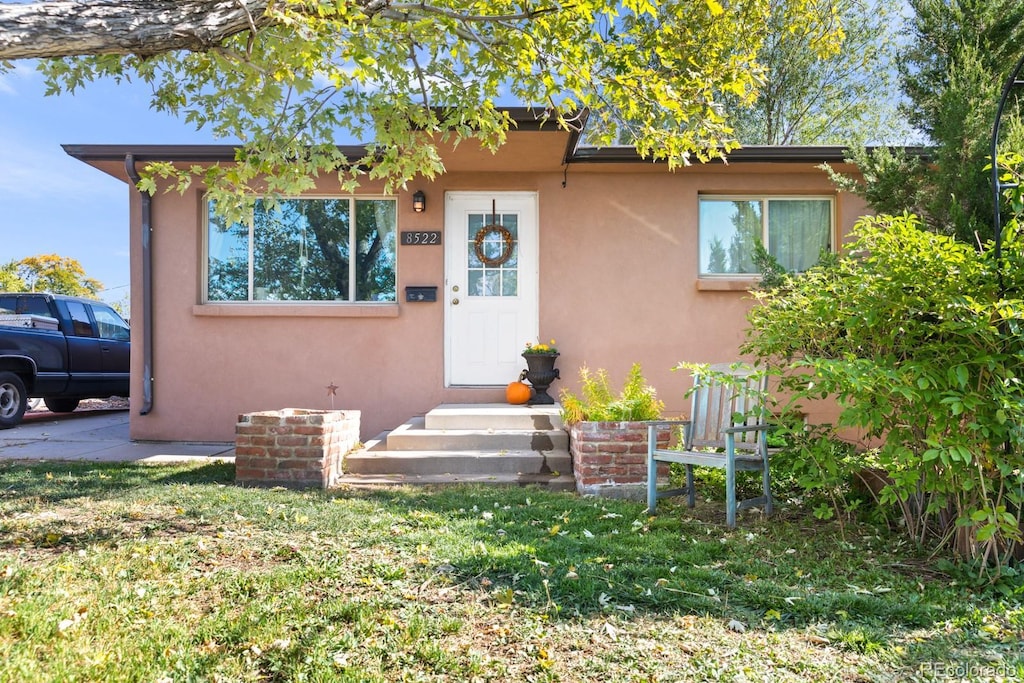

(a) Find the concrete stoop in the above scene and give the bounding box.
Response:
[337,403,575,490]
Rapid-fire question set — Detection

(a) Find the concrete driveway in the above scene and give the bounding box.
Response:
[0,409,234,463]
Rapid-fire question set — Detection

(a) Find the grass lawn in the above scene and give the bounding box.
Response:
[0,461,1021,682]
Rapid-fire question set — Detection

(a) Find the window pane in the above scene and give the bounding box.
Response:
[20,298,49,316]
[699,199,762,275]
[468,269,484,295]
[91,304,131,341]
[355,199,397,302]
[253,199,351,301]
[207,197,396,303]
[290,199,351,301]
[767,200,831,272]
[501,214,519,270]
[207,207,249,301]
[65,301,94,337]
[501,269,518,296]
[469,269,501,296]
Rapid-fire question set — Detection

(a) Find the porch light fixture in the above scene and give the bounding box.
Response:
[412,190,426,213]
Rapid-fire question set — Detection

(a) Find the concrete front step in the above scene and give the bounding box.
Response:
[425,403,564,431]
[384,418,569,452]
[340,403,577,491]
[334,471,577,491]
[346,449,572,476]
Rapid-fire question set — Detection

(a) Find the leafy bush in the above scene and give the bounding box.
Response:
[742,207,1024,573]
[560,363,664,425]
[768,422,870,523]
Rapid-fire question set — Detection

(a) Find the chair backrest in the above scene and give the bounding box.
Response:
[686,364,768,450]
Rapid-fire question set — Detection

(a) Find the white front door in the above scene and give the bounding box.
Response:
[445,192,539,386]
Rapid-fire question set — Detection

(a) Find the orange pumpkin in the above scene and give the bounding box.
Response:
[506,381,531,405]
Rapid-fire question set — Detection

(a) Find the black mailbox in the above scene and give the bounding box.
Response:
[405,286,437,303]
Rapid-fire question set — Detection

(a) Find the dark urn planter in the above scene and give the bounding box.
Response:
[522,352,560,405]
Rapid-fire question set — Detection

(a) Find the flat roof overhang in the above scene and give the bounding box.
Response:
[63,101,930,181]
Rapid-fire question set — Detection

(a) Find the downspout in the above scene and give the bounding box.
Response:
[124,155,154,415]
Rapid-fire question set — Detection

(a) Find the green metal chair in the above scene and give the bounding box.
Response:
[646,364,773,528]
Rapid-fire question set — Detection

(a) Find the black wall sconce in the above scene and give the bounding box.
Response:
[412,190,426,213]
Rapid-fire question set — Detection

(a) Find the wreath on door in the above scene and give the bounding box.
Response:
[473,225,515,267]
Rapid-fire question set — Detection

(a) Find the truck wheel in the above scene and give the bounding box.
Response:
[44,398,80,414]
[0,372,28,429]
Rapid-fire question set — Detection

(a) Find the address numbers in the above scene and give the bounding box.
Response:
[401,231,442,245]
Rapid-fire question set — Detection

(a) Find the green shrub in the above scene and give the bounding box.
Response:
[560,363,664,425]
[742,205,1024,574]
[769,422,869,523]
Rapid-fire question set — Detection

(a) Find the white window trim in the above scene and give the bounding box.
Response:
[201,194,398,305]
[697,194,835,279]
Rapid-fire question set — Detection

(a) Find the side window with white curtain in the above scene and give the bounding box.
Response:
[699,196,833,277]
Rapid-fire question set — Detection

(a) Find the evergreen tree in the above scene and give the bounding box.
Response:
[833,0,1024,243]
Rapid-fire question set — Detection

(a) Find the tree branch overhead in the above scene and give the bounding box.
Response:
[0,1,847,212]
[0,1,278,59]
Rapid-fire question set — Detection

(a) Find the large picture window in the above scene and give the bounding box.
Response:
[699,196,833,276]
[206,197,397,302]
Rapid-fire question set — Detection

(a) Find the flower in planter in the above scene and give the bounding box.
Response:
[523,339,558,355]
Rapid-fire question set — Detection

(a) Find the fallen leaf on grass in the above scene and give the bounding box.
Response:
[494,588,515,606]
[727,619,747,633]
[57,607,88,634]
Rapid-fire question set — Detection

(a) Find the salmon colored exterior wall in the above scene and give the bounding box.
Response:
[112,132,869,442]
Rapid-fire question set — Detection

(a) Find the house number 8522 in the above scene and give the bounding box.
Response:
[401,231,442,245]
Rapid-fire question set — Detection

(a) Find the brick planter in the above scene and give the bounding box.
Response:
[234,409,360,488]
[569,421,671,499]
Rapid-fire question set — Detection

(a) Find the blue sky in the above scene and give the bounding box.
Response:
[0,62,224,304]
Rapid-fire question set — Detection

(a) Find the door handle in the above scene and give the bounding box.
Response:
[452,298,460,305]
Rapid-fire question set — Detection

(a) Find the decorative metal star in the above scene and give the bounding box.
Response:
[326,382,339,397]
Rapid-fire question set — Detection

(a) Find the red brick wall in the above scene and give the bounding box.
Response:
[234,409,360,488]
[569,421,670,498]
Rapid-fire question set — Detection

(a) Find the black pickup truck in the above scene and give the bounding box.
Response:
[0,292,130,428]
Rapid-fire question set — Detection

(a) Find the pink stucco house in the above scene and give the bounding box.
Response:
[64,109,870,444]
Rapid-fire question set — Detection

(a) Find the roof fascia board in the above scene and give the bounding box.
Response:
[568,145,932,164]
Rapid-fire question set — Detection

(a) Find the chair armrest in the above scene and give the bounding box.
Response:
[647,420,690,451]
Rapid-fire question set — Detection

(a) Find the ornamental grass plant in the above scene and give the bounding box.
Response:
[560,363,664,425]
